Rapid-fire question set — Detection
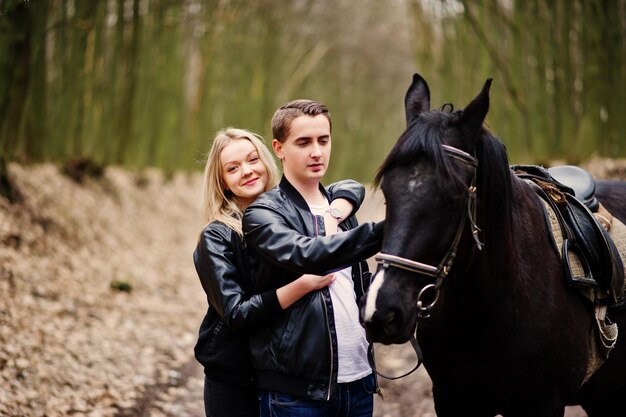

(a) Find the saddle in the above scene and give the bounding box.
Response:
[513,165,625,306]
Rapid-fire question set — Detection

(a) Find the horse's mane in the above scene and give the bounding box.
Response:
[475,127,514,262]
[374,110,514,263]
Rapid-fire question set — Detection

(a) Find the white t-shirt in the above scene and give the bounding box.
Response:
[309,201,371,383]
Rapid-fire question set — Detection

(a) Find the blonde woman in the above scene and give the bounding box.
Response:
[193,128,365,417]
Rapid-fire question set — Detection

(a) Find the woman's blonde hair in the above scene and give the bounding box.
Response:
[200,127,279,237]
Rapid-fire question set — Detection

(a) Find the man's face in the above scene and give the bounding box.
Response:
[273,114,331,186]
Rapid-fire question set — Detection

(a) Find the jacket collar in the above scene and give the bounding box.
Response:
[279,175,330,211]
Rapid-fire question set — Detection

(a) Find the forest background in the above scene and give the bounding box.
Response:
[1,0,625,182]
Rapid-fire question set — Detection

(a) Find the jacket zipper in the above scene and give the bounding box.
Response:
[322,295,334,400]
[312,212,319,236]
[314,212,334,401]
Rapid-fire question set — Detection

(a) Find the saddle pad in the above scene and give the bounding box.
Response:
[540,200,626,304]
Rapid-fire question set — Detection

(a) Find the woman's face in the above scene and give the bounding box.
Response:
[220,139,268,207]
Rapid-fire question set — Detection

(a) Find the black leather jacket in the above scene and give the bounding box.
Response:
[193,179,368,387]
[242,176,384,400]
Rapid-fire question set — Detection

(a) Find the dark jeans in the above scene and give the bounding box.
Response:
[204,376,259,417]
[259,373,375,417]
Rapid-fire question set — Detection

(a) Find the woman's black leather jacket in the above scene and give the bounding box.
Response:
[242,176,384,400]
[193,179,368,386]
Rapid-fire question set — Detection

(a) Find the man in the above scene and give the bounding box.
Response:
[243,99,384,417]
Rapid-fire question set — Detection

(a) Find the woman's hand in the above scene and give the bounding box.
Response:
[298,273,336,291]
[277,273,336,309]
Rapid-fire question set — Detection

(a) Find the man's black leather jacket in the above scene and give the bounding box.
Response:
[243,176,384,400]
[193,179,369,387]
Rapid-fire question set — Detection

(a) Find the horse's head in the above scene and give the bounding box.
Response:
[361,74,493,344]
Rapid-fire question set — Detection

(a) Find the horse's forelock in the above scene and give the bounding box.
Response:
[374,113,464,189]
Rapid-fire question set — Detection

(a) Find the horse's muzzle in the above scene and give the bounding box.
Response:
[359,270,418,344]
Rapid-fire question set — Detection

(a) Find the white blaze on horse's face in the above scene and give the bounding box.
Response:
[363,268,385,322]
[408,167,424,192]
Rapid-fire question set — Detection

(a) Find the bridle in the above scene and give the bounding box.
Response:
[375,144,482,318]
[369,144,483,381]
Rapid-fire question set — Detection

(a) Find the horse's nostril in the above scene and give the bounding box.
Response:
[382,310,396,325]
[364,306,410,344]
[372,307,403,331]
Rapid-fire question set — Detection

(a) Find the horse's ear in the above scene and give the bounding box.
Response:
[404,73,430,126]
[458,78,493,141]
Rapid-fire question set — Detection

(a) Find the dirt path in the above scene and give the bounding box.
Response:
[0,164,207,416]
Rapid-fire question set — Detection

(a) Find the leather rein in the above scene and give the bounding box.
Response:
[370,144,483,380]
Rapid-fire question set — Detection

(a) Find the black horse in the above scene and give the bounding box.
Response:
[361,74,626,417]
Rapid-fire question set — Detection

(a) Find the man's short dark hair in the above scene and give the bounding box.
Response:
[271,100,332,143]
